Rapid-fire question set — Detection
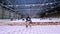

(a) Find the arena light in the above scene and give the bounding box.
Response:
[16,9,40,10]
[51,7,54,8]
[25,5,31,6]
[45,3,49,5]
[41,4,45,6]
[32,4,35,6]
[50,3,53,4]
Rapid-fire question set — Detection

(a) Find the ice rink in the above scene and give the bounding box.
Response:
[0,25,60,34]
[0,18,60,34]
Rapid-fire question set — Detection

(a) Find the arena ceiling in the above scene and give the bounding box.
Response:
[0,0,60,17]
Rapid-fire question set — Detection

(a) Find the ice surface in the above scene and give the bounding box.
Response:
[0,25,60,34]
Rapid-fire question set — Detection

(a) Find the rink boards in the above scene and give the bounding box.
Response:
[0,18,60,26]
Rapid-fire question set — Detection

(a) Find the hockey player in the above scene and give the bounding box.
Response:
[26,16,32,28]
